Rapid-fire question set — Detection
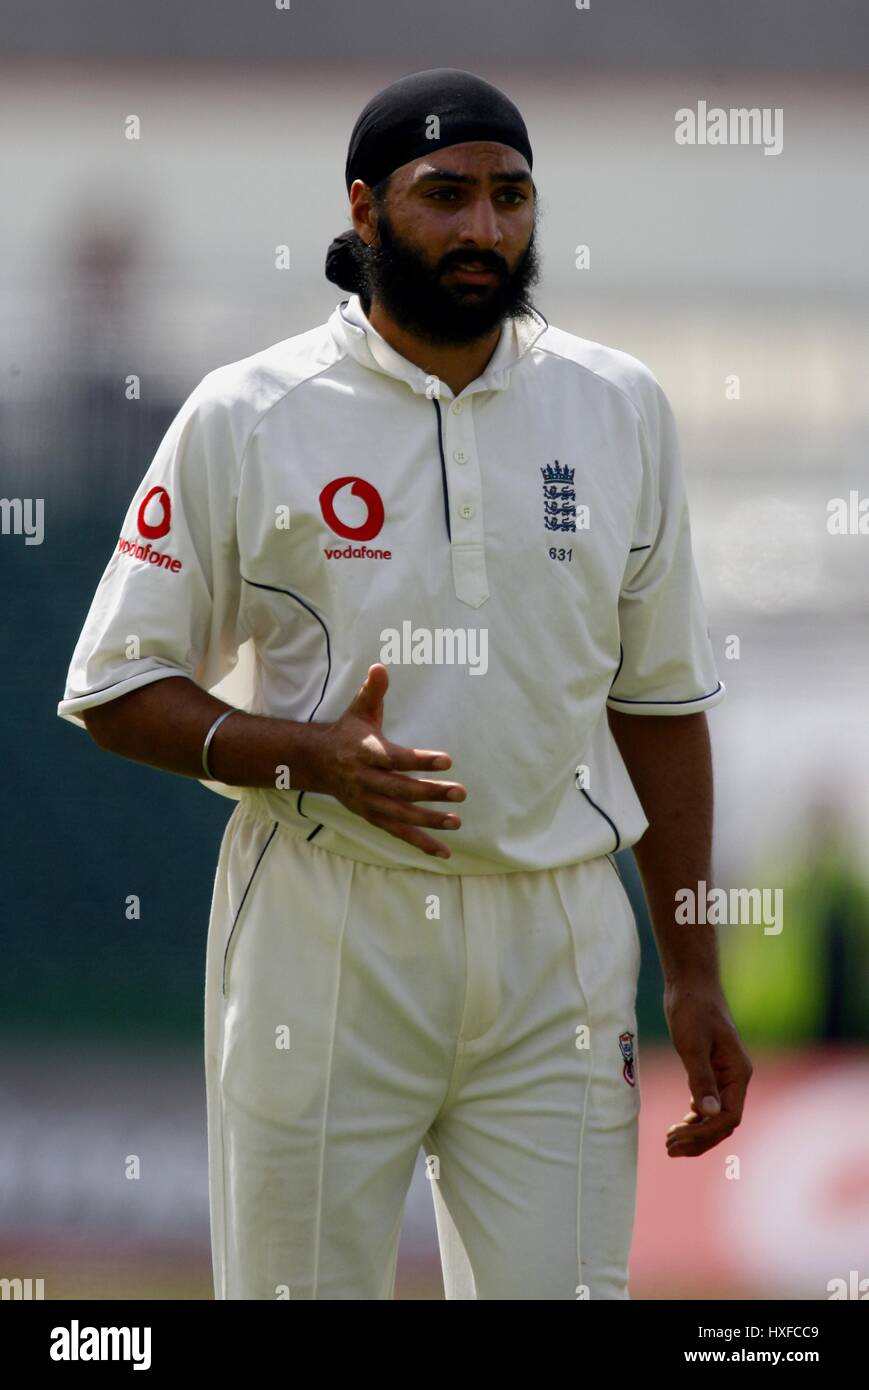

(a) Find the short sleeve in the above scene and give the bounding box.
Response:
[606,376,725,716]
[57,377,243,730]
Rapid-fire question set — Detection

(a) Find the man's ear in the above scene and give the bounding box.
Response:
[349,179,378,247]
[363,203,382,250]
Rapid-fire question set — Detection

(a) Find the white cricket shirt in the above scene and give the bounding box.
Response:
[58,293,725,875]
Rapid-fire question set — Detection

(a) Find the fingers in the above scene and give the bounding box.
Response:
[667,1029,747,1159]
[358,787,464,860]
[356,732,458,779]
[384,742,455,774]
[667,1108,703,1131]
[680,1052,722,1121]
[366,813,455,859]
[349,742,466,858]
[327,684,466,857]
[363,763,467,804]
[364,791,462,833]
[666,1079,749,1157]
[665,1117,735,1157]
[349,663,389,720]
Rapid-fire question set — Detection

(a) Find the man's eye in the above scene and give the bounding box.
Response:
[425,188,526,203]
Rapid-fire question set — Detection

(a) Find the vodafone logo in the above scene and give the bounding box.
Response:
[137,485,172,540]
[319,476,384,542]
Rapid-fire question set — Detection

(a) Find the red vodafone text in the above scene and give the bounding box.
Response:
[117,536,183,572]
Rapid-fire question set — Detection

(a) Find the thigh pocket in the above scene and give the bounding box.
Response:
[604,859,642,1096]
[559,856,643,1110]
[222,820,280,997]
[605,855,642,993]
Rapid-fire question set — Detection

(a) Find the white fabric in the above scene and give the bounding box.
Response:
[206,802,641,1299]
[58,294,724,874]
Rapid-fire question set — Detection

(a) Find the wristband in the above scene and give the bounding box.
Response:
[202,708,236,780]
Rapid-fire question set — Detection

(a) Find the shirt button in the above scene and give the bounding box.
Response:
[451,401,463,414]
[460,503,474,519]
[454,449,468,464]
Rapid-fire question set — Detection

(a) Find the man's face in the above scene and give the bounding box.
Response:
[350,142,541,346]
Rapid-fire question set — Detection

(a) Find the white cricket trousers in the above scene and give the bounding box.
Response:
[204,801,642,1301]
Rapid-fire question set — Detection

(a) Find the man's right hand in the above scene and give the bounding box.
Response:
[80,667,465,858]
[312,663,466,859]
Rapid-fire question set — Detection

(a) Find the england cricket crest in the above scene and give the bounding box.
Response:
[619,1030,636,1087]
[540,460,576,532]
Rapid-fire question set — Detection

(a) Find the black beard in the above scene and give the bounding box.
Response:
[349,209,542,347]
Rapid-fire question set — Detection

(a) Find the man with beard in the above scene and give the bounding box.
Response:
[59,68,751,1301]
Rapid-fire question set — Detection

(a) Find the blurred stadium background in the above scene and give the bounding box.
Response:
[2,1,868,1299]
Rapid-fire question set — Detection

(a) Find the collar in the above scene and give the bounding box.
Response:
[328,292,548,399]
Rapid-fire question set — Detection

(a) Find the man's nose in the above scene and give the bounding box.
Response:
[457,197,502,248]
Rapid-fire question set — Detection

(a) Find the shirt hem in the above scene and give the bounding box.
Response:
[606,679,726,716]
[57,668,193,729]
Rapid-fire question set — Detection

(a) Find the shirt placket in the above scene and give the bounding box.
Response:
[441,392,490,609]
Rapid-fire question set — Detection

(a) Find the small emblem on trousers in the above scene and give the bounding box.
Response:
[619,1030,636,1087]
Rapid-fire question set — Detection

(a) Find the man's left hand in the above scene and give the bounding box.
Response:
[662,984,753,1157]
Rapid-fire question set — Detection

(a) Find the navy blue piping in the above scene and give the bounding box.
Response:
[222,820,279,995]
[431,398,452,541]
[609,641,625,691]
[66,671,187,701]
[581,788,621,852]
[241,576,330,832]
[607,681,723,708]
[605,851,625,886]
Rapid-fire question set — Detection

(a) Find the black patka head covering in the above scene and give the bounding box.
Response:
[325,67,533,295]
